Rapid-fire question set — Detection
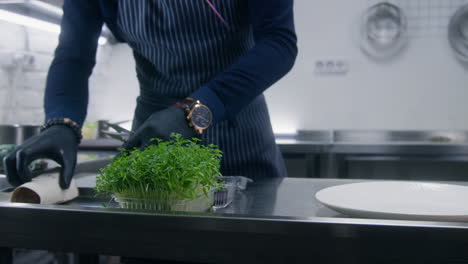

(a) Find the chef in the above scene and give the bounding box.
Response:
[3,0,297,189]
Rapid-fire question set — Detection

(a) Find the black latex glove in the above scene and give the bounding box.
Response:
[3,125,79,189]
[123,105,197,150]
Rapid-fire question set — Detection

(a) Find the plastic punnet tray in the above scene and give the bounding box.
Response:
[113,189,215,212]
[113,176,252,212]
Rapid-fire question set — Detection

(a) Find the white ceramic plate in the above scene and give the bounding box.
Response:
[315,181,468,222]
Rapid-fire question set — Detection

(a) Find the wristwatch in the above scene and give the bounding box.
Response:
[175,97,213,134]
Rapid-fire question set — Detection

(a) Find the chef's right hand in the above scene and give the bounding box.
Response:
[2,125,79,189]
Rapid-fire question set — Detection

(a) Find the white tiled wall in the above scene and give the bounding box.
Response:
[0,20,53,124]
[0,20,120,125]
[1,0,468,132]
[86,44,138,124]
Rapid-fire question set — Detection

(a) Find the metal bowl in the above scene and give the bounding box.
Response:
[360,2,408,59]
[0,125,40,145]
[448,4,468,63]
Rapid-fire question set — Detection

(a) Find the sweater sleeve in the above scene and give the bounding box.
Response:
[190,0,298,123]
[44,0,104,127]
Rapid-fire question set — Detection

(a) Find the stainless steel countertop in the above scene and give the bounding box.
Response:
[1,176,468,262]
[2,175,468,224]
[70,177,468,220]
[66,177,345,219]
[3,171,465,221]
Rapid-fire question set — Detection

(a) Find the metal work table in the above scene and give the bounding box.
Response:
[280,131,468,179]
[79,130,468,179]
[80,137,329,154]
[330,142,468,155]
[0,177,467,263]
[80,130,468,155]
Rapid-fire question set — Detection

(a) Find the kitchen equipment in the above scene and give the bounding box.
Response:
[100,131,129,142]
[333,130,468,143]
[360,2,408,59]
[328,130,468,180]
[0,125,40,145]
[449,4,468,63]
[316,181,468,221]
[97,120,131,142]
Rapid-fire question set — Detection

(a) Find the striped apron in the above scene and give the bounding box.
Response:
[117,0,287,180]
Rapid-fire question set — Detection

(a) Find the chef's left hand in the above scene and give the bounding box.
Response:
[123,105,196,150]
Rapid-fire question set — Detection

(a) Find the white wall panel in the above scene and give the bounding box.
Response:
[1,1,467,132]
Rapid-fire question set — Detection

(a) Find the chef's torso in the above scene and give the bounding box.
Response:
[116,0,287,179]
[117,0,254,99]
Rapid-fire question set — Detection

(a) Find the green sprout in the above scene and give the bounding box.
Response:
[95,133,223,202]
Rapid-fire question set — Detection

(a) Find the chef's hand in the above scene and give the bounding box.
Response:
[123,105,196,150]
[3,125,79,189]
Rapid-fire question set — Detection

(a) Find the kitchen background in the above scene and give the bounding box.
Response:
[1,2,468,261]
[1,0,468,133]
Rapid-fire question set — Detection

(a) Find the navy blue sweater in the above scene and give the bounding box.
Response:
[44,0,298,126]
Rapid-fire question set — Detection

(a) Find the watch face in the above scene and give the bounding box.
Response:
[191,105,212,129]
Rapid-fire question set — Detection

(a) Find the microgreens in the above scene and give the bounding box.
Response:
[95,133,223,201]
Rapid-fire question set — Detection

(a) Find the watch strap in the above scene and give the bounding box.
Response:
[174,98,197,112]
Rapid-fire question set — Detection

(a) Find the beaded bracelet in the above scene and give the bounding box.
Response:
[40,118,83,143]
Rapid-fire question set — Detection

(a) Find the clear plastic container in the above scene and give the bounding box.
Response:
[113,176,252,212]
[113,189,215,212]
[213,176,252,210]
